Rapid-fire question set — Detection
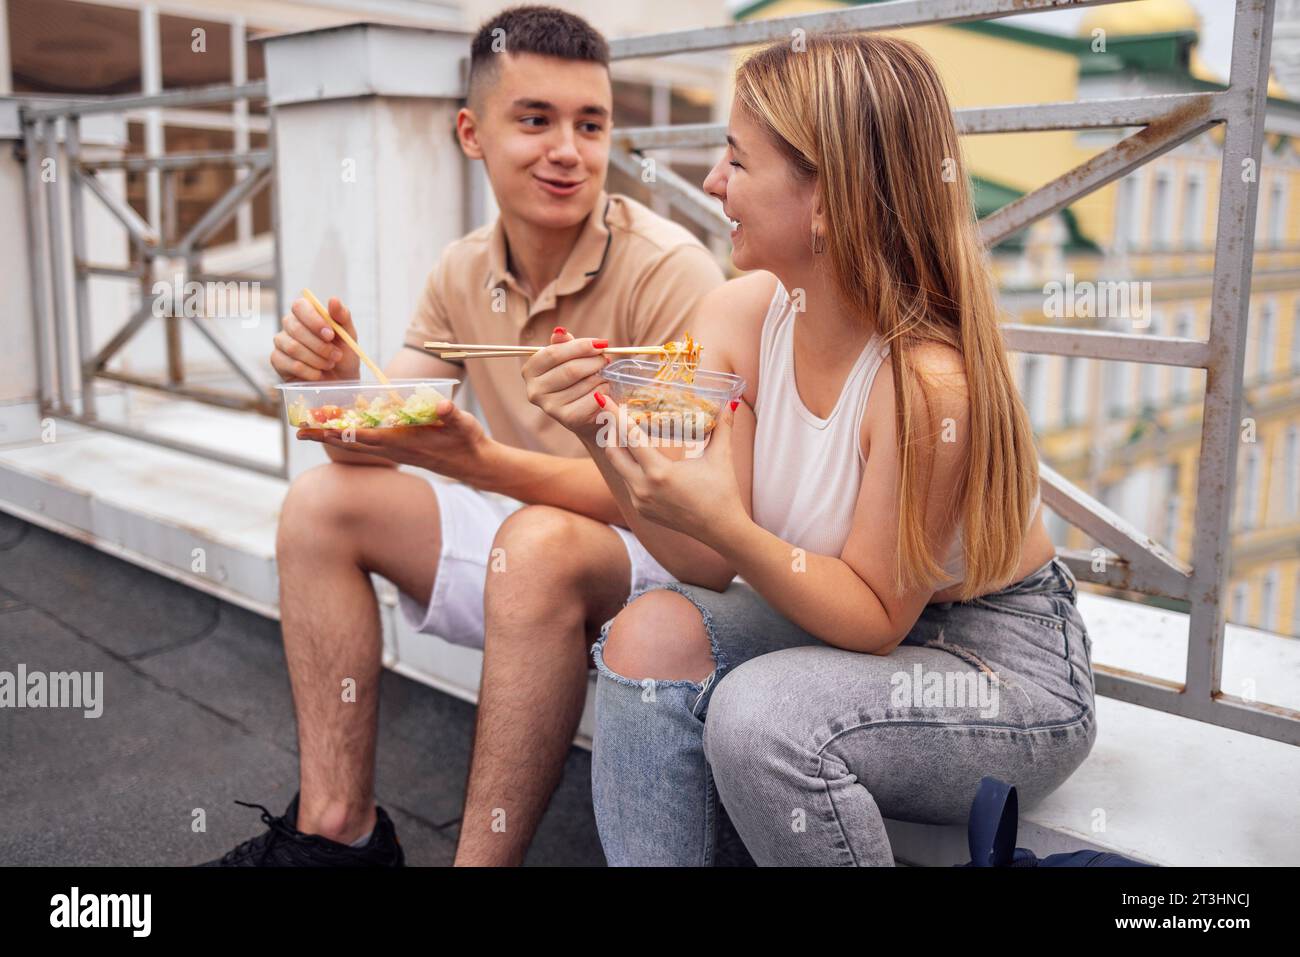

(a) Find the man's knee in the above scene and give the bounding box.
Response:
[489,505,599,583]
[602,590,714,683]
[277,463,375,556]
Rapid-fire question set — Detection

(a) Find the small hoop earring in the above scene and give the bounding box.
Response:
[811,230,825,254]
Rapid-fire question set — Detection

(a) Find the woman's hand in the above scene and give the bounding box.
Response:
[520,328,610,439]
[598,393,747,545]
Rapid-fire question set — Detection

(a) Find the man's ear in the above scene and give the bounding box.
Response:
[456,106,484,160]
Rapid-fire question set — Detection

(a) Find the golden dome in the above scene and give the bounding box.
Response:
[1079,0,1201,37]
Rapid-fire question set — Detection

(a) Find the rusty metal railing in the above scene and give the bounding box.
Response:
[19,80,286,478]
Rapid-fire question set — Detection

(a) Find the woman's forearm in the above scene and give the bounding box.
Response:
[703,513,899,653]
[580,435,737,590]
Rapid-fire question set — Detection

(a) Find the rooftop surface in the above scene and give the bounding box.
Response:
[0,511,608,866]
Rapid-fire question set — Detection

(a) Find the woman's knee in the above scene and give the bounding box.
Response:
[602,590,715,683]
[702,656,786,779]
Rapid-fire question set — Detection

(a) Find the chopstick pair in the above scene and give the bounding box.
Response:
[426,341,670,360]
[300,291,664,369]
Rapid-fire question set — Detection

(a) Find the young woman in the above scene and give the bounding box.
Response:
[517,33,1096,866]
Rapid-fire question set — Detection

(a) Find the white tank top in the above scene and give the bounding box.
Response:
[749,281,1040,586]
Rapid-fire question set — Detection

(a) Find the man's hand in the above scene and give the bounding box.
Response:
[521,328,610,439]
[297,399,494,481]
[271,296,361,382]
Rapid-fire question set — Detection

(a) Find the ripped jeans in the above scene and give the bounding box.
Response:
[590,556,1097,866]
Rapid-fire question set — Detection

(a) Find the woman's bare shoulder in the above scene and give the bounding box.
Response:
[695,271,778,406]
[861,339,969,458]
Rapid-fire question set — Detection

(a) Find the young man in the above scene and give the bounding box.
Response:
[202,5,722,867]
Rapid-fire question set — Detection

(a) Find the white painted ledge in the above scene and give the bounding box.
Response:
[260,23,471,107]
[1,403,1297,866]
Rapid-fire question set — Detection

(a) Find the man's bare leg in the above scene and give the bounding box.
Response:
[454,505,633,865]
[276,462,443,844]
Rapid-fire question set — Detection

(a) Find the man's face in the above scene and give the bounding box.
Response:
[458,52,611,231]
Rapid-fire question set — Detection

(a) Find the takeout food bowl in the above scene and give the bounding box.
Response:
[600,359,744,438]
[275,379,458,430]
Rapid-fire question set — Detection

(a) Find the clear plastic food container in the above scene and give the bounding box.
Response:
[275,379,458,430]
[601,359,744,438]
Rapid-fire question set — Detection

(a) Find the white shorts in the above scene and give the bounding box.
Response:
[397,479,675,649]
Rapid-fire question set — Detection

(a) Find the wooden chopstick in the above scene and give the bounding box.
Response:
[425,340,668,358]
[439,350,532,359]
[302,288,391,384]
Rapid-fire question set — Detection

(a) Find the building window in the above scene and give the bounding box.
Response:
[1181,171,1203,249]
[1261,570,1278,633]
[1239,445,1262,530]
[1286,425,1299,517]
[1116,174,1143,251]
[1023,354,1045,429]
[1062,356,1089,426]
[1163,464,1181,550]
[1268,180,1287,248]
[1139,363,1157,411]
[1173,311,1194,400]
[1061,356,1078,427]
[1255,300,1276,384]
[1151,171,1173,249]
[1139,311,1161,410]
[1291,303,1300,372]
[1105,362,1127,419]
[1230,582,1248,624]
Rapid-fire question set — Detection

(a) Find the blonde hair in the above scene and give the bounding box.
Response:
[735,34,1039,601]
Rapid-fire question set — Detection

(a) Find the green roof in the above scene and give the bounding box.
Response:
[972,175,1100,254]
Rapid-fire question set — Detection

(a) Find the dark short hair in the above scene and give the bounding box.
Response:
[467,5,610,107]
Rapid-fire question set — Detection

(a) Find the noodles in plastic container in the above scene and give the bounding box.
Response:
[601,334,743,443]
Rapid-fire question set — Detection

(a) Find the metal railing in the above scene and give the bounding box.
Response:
[608,0,1294,744]
[19,80,286,478]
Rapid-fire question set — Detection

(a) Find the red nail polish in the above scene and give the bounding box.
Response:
[594,392,606,408]
[730,399,739,411]
[554,326,566,335]
[593,339,608,349]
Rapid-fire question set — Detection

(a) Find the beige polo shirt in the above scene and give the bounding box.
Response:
[403,191,724,458]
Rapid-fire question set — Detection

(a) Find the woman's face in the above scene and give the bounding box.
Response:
[703,97,817,275]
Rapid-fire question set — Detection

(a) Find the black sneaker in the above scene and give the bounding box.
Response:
[198,793,404,867]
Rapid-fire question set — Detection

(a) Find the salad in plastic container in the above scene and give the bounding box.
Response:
[276,379,458,430]
[600,359,744,439]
